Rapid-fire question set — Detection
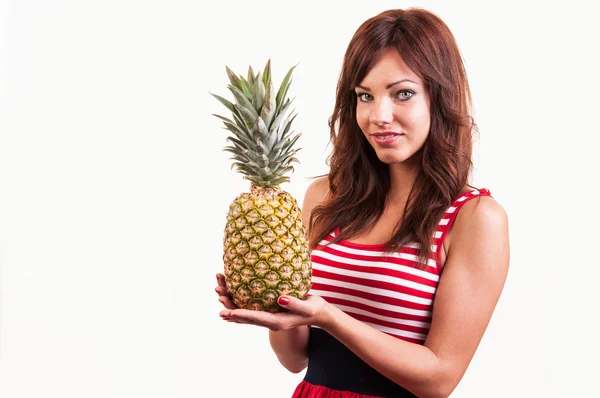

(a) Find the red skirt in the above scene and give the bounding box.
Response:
[292,381,381,398]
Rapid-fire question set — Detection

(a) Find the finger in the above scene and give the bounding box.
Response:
[276,296,313,317]
[219,298,237,310]
[218,296,238,310]
[220,309,262,318]
[215,286,229,296]
[221,309,304,330]
[216,273,227,288]
[222,316,278,331]
[215,281,237,309]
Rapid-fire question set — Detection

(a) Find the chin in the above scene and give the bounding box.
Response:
[375,149,420,167]
[375,151,409,165]
[377,157,408,166]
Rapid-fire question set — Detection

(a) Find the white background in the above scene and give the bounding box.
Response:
[1,0,598,397]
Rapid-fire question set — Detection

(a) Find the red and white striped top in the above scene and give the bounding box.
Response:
[308,188,492,344]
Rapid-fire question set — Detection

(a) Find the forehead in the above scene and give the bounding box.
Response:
[359,48,423,87]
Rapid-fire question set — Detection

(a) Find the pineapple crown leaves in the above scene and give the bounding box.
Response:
[210,60,302,187]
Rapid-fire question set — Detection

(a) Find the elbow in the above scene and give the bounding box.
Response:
[416,368,461,398]
[437,388,458,398]
[428,378,461,398]
[282,359,308,374]
[287,366,307,374]
[388,350,462,397]
[274,351,308,374]
[417,385,456,398]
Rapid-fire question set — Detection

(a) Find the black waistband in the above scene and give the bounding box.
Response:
[304,327,417,398]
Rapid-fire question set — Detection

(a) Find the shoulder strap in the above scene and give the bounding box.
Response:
[434,188,493,267]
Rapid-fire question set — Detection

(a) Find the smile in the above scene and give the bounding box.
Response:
[371,132,403,146]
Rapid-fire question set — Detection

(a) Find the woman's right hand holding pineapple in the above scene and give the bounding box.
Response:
[215,273,237,310]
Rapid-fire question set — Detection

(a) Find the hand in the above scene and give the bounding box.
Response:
[215,273,237,310]
[220,295,333,331]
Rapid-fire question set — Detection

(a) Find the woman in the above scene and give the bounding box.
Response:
[216,7,509,398]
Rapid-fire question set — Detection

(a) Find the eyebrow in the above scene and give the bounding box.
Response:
[355,79,419,91]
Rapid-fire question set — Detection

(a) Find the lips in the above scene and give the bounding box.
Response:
[371,131,402,138]
[371,132,403,147]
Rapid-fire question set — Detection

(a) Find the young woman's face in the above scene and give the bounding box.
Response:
[355,47,431,167]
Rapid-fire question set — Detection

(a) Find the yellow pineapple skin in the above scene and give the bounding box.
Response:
[223,185,311,312]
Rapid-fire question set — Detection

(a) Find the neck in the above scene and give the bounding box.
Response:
[387,162,420,202]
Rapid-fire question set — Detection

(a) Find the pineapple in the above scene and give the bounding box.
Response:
[211,60,311,312]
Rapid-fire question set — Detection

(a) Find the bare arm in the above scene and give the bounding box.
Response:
[221,194,509,396]
[268,326,310,373]
[321,196,510,397]
[268,176,329,373]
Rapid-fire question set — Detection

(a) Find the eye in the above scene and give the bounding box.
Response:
[356,92,373,102]
[396,90,415,100]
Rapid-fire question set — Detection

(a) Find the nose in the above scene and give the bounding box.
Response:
[369,98,393,126]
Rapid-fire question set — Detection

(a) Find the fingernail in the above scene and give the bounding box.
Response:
[278,296,290,306]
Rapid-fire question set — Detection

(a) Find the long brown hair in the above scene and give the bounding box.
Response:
[309,8,477,268]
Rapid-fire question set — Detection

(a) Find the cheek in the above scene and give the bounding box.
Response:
[404,104,430,132]
[356,108,369,131]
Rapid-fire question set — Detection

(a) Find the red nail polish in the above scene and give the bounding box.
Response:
[278,296,290,306]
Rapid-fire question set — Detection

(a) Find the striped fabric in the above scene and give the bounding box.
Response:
[308,188,492,344]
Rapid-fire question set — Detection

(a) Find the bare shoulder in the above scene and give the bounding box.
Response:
[303,176,330,207]
[454,195,508,233]
[425,195,510,386]
[447,195,510,272]
[301,176,330,227]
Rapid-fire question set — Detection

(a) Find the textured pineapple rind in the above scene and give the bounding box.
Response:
[223,187,311,313]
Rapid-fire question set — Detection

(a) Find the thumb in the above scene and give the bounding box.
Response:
[277,295,312,316]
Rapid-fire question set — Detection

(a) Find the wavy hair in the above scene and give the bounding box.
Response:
[309,8,477,269]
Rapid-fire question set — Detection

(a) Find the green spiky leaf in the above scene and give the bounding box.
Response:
[252,72,265,113]
[247,65,255,85]
[262,59,271,87]
[276,65,296,110]
[225,66,240,87]
[238,77,253,100]
[212,60,302,187]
